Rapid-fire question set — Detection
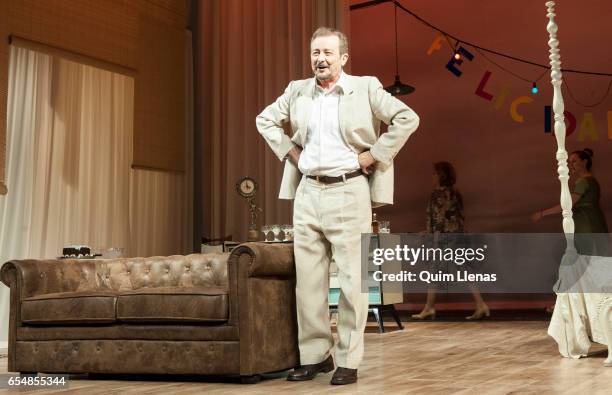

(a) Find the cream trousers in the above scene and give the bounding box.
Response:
[293,174,371,369]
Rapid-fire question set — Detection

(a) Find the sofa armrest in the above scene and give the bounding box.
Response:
[0,261,21,371]
[227,242,299,375]
[230,242,295,278]
[1,259,99,300]
[1,260,97,371]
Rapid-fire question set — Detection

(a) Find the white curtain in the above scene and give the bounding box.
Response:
[0,45,193,347]
[0,47,134,259]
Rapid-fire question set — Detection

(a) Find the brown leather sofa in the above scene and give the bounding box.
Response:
[0,242,298,383]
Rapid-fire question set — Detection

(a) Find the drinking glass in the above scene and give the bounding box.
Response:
[281,225,294,241]
[103,247,124,259]
[261,225,271,242]
[379,220,390,233]
[271,224,281,242]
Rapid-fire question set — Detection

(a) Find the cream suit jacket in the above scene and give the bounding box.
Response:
[256,73,420,207]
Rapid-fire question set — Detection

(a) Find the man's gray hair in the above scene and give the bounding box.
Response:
[311,27,349,54]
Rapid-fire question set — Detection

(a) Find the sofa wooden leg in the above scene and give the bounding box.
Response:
[240,374,261,384]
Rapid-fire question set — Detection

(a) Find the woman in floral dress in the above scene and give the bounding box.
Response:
[411,162,490,320]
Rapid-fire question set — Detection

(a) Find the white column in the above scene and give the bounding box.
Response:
[546,1,574,237]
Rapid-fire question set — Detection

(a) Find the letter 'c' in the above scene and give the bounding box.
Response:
[510,96,534,123]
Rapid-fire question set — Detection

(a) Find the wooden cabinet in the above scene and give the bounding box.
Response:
[329,234,404,332]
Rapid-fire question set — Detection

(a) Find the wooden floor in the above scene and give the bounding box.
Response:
[1,320,610,394]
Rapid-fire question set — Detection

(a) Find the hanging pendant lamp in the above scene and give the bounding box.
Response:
[384,4,415,96]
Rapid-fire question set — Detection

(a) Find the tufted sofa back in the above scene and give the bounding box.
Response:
[5,253,229,299]
[94,254,229,292]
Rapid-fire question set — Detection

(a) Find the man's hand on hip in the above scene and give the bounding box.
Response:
[358,151,376,175]
[287,146,302,167]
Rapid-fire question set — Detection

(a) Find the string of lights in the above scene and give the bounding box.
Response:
[473,47,550,94]
[351,0,612,76]
[350,0,612,104]
[563,77,612,108]
[473,47,546,84]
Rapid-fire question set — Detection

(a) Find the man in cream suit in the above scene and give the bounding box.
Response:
[256,27,419,385]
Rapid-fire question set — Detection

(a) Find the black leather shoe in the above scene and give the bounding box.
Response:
[330,367,357,385]
[287,355,334,381]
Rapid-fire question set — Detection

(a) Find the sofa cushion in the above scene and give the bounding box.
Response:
[116,286,228,323]
[22,291,117,325]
